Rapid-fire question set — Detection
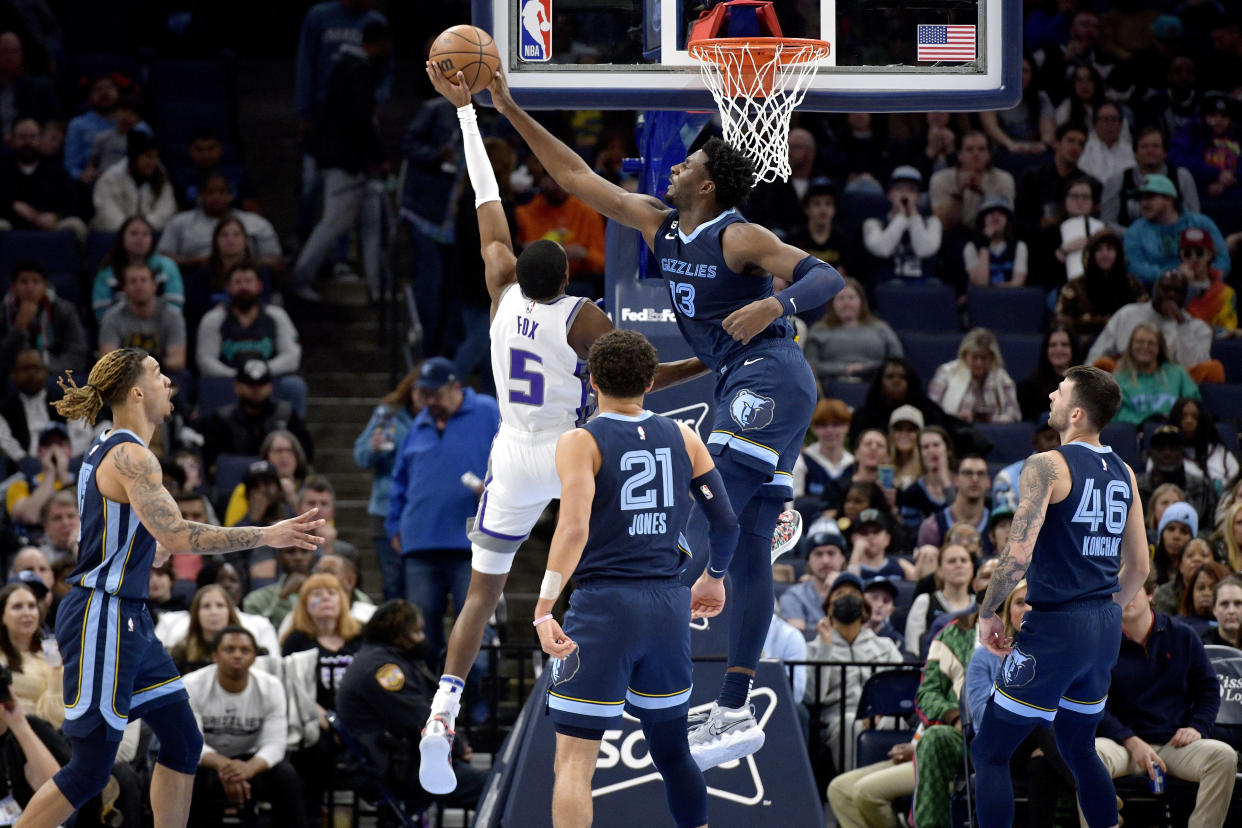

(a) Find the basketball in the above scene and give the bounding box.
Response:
[429,25,500,95]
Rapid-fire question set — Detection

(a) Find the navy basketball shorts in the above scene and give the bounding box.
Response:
[547,578,692,731]
[58,586,188,742]
[707,339,816,502]
[991,599,1122,723]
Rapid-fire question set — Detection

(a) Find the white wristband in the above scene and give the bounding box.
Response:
[457,103,501,208]
[539,570,563,601]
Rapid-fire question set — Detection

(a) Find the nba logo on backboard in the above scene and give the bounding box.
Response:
[519,0,552,62]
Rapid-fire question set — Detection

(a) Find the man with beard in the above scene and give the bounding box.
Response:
[196,262,307,416]
[199,360,314,473]
[1136,425,1216,526]
[0,118,86,240]
[98,263,188,371]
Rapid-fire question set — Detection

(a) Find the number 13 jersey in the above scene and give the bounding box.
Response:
[1026,442,1133,608]
[490,284,593,434]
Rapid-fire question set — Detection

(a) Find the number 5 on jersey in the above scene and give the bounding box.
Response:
[509,348,544,406]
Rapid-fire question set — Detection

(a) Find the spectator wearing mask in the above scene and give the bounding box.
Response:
[1087,269,1222,385]
[97,262,188,371]
[1202,575,1242,648]
[199,361,314,474]
[928,328,1020,424]
[807,572,903,772]
[1055,230,1146,344]
[1123,174,1229,288]
[802,277,902,388]
[777,524,846,639]
[1092,579,1236,828]
[1179,227,1237,335]
[0,118,85,240]
[917,455,993,554]
[862,166,942,283]
[1153,537,1215,616]
[157,176,282,273]
[196,264,306,416]
[0,349,92,463]
[91,215,185,321]
[91,130,176,232]
[387,358,498,662]
[862,576,905,651]
[1141,436,1216,530]
[184,626,307,828]
[1101,126,1199,231]
[0,261,87,380]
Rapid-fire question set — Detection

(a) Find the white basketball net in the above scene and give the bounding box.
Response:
[691,39,831,184]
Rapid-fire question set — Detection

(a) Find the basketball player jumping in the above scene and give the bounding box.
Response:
[417,64,708,794]
[490,68,843,768]
[972,366,1150,828]
[16,349,324,828]
[534,328,739,828]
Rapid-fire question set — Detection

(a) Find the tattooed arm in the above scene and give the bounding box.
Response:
[1115,465,1150,609]
[980,451,1064,620]
[101,442,325,554]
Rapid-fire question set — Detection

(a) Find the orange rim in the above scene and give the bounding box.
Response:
[688,37,830,97]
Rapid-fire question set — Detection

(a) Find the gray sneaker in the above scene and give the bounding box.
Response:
[687,703,765,771]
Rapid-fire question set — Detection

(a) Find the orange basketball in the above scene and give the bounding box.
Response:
[429,25,500,95]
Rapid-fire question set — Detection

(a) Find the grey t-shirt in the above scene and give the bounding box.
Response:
[98,299,187,359]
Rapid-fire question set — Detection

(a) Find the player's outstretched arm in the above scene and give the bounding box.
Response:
[534,429,600,657]
[106,443,325,555]
[425,63,519,318]
[652,357,710,392]
[680,423,738,618]
[487,68,669,249]
[979,451,1059,652]
[1115,466,1151,609]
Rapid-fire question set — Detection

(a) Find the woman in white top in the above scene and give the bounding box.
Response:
[927,328,1021,424]
[802,277,903,387]
[904,544,975,657]
[0,583,62,727]
[1053,178,1105,281]
[158,583,280,669]
[1170,397,1239,487]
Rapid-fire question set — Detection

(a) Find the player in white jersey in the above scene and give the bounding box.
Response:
[417,64,707,794]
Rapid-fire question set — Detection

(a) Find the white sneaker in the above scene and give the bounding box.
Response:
[418,712,458,794]
[687,703,765,771]
[771,509,803,564]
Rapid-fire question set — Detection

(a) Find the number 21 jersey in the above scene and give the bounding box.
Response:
[1026,442,1133,607]
[490,284,593,433]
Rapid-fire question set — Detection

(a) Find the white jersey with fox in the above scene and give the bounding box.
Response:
[490,284,593,433]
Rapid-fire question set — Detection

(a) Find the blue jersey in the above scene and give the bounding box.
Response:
[67,430,157,600]
[652,209,793,370]
[578,412,693,580]
[1026,442,1133,608]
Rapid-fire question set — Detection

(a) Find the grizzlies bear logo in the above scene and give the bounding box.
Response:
[1002,647,1036,688]
[729,389,776,431]
[549,648,581,687]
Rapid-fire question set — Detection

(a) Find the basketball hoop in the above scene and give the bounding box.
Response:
[689,37,831,184]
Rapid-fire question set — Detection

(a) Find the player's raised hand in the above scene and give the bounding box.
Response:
[979,612,1009,656]
[536,616,576,659]
[690,571,726,619]
[487,66,515,113]
[260,508,325,550]
[425,62,472,108]
[722,297,783,345]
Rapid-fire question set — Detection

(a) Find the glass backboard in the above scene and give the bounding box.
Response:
[473,0,1022,111]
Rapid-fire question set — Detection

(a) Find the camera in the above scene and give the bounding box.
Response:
[0,663,12,705]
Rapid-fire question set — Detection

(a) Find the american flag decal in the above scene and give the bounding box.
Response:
[917,24,976,62]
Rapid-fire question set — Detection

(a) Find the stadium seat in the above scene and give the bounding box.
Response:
[1211,338,1242,383]
[855,668,921,766]
[1200,384,1242,422]
[966,287,1046,333]
[995,333,1043,384]
[86,231,117,272]
[824,379,867,410]
[874,281,957,332]
[1099,423,1139,467]
[975,422,1036,465]
[898,332,960,385]
[214,454,258,501]
[1216,421,1239,455]
[197,376,236,418]
[148,57,233,102]
[835,190,890,230]
[891,579,919,633]
[0,231,79,287]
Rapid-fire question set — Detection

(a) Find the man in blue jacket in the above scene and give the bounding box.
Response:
[1093,576,1236,828]
[387,358,499,663]
[1122,174,1230,287]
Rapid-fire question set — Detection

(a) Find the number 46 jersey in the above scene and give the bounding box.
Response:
[1026,442,1133,608]
[490,284,593,434]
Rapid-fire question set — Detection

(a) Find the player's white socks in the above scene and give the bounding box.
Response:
[432,675,465,718]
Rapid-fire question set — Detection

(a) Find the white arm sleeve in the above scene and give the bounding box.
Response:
[458,104,500,208]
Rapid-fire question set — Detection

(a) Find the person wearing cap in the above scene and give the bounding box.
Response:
[807,571,903,770]
[1179,226,1238,334]
[1139,429,1216,537]
[197,262,307,416]
[1085,268,1223,384]
[917,454,995,555]
[887,404,924,490]
[786,176,851,274]
[7,423,74,530]
[1171,90,1242,206]
[849,508,917,581]
[234,459,292,530]
[863,165,942,283]
[91,129,177,232]
[777,524,847,639]
[199,357,315,473]
[386,356,499,662]
[928,328,1020,424]
[1123,171,1230,287]
[1101,124,1200,231]
[802,277,902,388]
[966,194,1028,288]
[987,501,1015,558]
[861,576,905,651]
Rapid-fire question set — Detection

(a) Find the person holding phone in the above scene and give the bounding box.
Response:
[862,166,943,283]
